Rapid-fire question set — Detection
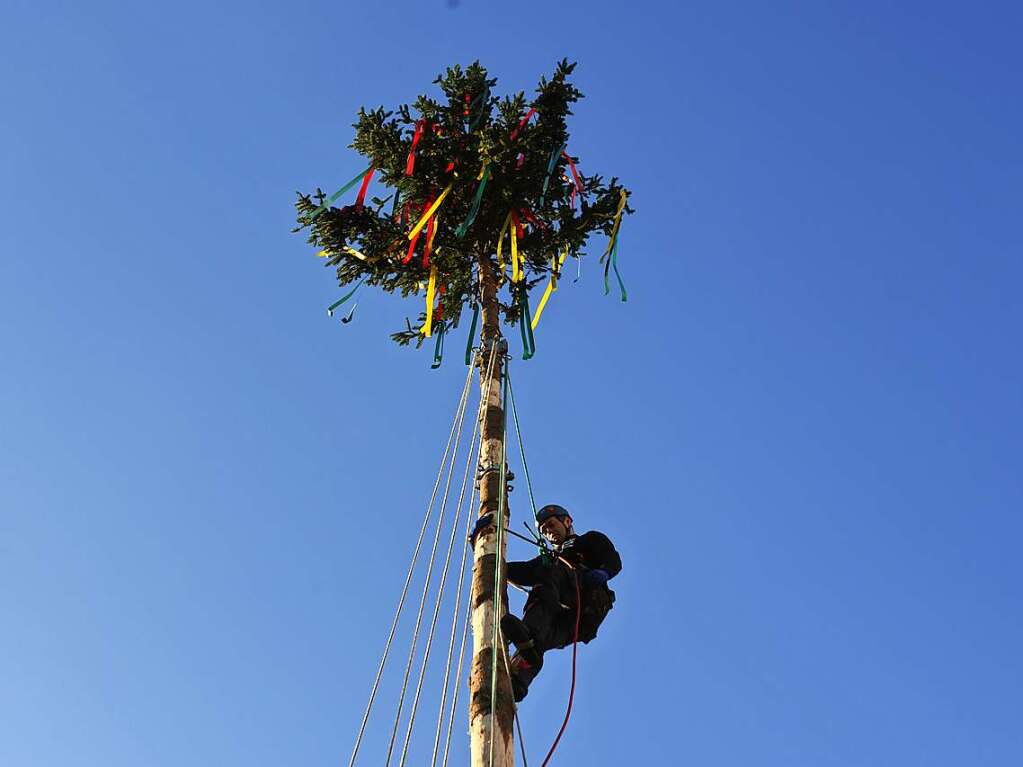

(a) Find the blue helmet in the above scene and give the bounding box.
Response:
[536,504,571,524]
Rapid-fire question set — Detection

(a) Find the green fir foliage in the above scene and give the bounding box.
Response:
[294,60,632,347]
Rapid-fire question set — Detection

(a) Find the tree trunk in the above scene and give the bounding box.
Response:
[467,255,515,766]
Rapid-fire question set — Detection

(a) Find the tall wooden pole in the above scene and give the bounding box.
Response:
[467,254,515,766]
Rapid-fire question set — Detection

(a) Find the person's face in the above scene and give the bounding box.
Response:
[540,515,572,545]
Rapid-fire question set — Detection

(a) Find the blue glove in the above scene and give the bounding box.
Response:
[582,569,609,588]
[468,513,495,545]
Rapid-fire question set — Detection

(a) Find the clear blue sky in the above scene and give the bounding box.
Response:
[3,1,1021,765]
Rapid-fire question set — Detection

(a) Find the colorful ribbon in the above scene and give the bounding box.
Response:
[510,107,538,141]
[464,302,480,365]
[455,163,490,238]
[509,210,522,283]
[423,213,438,268]
[405,120,426,176]
[430,321,446,369]
[605,236,628,302]
[317,246,367,261]
[562,151,583,209]
[422,265,438,337]
[538,142,567,208]
[305,166,372,222]
[531,247,569,330]
[518,287,536,360]
[468,87,490,131]
[355,167,375,208]
[408,183,453,241]
[496,211,512,279]
[326,278,365,317]
[601,189,628,262]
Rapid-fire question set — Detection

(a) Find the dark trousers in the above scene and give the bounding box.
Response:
[521,562,582,654]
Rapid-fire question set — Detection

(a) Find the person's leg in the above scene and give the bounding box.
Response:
[520,564,576,648]
[504,566,579,701]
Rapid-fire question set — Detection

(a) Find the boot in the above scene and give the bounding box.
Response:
[501,614,542,667]
[509,653,539,702]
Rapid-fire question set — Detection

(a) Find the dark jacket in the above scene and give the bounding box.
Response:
[507,530,622,587]
[507,530,621,644]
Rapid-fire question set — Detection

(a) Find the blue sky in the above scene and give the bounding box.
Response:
[3,1,1021,765]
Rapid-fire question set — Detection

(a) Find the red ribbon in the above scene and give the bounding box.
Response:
[355,167,375,209]
[510,107,538,141]
[509,210,525,240]
[404,231,420,264]
[562,151,583,195]
[405,120,426,176]
[423,214,436,268]
[518,206,548,231]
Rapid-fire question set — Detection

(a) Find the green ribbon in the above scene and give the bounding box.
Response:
[326,277,365,316]
[340,303,357,324]
[455,165,491,239]
[468,87,490,132]
[430,322,446,369]
[391,187,401,218]
[518,287,536,360]
[537,141,566,208]
[305,166,372,223]
[464,302,480,365]
[602,236,628,302]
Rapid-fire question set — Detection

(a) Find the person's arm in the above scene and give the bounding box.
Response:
[578,531,622,579]
[507,556,545,587]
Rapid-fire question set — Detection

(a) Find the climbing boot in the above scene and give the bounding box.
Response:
[501,614,542,667]
[509,653,538,703]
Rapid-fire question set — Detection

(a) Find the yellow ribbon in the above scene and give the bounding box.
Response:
[531,246,569,331]
[602,190,628,260]
[422,265,438,337]
[496,211,512,279]
[427,213,440,253]
[510,219,520,283]
[318,247,367,261]
[343,246,367,261]
[408,183,453,241]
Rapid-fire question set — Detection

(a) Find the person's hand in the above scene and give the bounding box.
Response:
[468,513,495,545]
[581,568,609,588]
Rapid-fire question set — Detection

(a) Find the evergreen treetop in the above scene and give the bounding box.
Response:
[294,59,632,349]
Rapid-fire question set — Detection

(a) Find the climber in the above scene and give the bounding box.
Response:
[470,503,621,701]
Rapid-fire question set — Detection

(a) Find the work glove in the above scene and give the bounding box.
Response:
[581,568,610,589]
[468,513,495,545]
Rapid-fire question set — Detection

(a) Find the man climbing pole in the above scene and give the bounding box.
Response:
[471,503,621,701]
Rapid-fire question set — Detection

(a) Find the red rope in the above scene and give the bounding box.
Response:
[540,566,581,767]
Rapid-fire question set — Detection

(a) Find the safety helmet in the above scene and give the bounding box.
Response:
[536,504,571,524]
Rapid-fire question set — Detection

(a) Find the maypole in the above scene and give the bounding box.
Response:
[467,252,514,766]
[293,60,632,767]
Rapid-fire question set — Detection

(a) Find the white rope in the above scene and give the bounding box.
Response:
[347,362,475,767]
[499,625,530,767]
[440,346,502,767]
[399,346,500,766]
[429,345,499,767]
[383,365,475,767]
